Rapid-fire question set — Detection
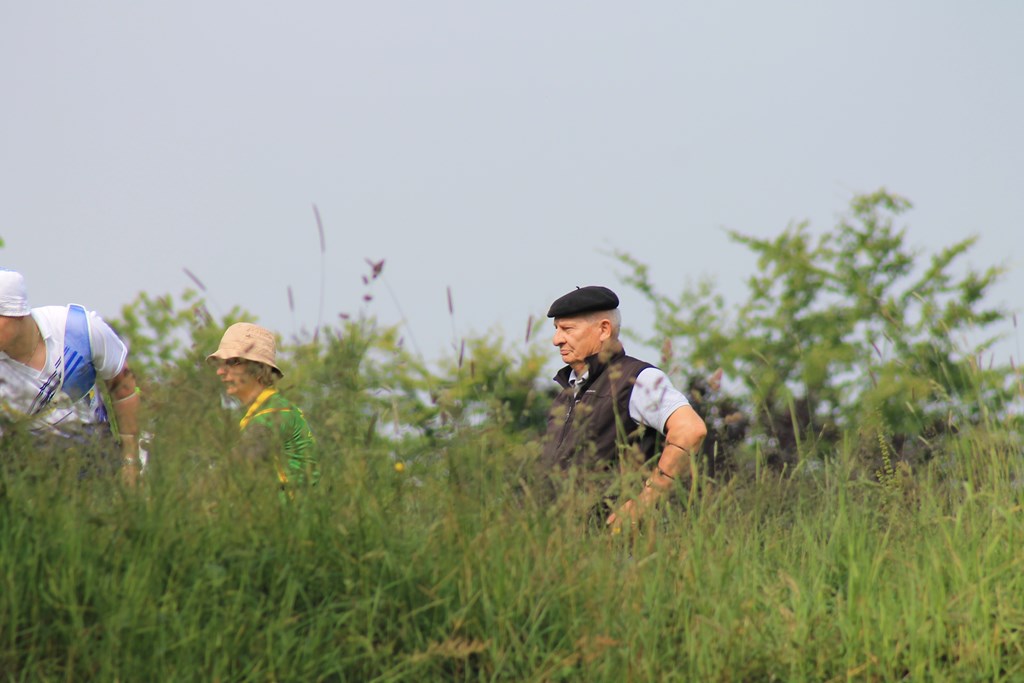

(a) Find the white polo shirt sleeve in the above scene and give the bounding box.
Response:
[628,367,690,434]
[86,310,128,381]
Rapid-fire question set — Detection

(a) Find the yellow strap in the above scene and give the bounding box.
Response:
[247,407,292,422]
[239,388,277,430]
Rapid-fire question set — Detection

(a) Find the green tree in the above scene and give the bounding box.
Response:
[618,190,1017,467]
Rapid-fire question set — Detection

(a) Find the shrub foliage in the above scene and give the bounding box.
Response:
[616,189,1019,470]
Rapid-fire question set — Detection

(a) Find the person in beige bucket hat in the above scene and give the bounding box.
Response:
[208,322,318,491]
[208,322,282,380]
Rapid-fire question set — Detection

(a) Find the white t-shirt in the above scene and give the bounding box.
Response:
[568,366,690,433]
[0,305,127,437]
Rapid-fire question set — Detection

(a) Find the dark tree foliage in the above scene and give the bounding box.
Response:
[683,368,749,478]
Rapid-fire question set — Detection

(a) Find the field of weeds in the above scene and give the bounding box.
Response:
[3,404,1024,681]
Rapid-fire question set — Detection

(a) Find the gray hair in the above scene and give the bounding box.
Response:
[243,360,280,387]
[585,308,621,338]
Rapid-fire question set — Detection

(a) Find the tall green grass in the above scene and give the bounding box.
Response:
[3,413,1024,681]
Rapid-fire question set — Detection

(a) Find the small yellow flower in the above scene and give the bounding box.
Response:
[394,461,405,473]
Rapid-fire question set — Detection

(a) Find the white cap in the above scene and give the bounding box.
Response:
[0,270,30,317]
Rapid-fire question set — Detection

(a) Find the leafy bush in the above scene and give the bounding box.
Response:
[617,190,1020,470]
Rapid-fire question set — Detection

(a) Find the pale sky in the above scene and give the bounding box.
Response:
[2,2,1021,371]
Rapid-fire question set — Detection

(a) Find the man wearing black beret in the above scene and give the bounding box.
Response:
[539,285,707,529]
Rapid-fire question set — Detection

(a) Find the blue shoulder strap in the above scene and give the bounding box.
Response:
[62,304,97,402]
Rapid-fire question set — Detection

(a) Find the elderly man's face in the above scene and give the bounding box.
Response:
[552,316,610,371]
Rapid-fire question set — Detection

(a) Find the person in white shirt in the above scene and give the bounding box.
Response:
[0,270,141,485]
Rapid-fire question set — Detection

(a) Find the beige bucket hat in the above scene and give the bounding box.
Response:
[207,322,282,376]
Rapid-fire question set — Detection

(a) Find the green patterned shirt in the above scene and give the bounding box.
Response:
[239,388,318,488]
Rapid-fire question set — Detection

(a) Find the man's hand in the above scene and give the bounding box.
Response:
[606,499,638,531]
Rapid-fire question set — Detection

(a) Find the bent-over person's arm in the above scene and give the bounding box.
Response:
[106,363,141,486]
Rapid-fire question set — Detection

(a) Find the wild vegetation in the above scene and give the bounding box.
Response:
[1,191,1022,681]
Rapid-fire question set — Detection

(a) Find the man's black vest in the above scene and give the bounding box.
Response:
[539,346,660,474]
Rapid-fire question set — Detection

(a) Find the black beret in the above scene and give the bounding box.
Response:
[546,285,619,318]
